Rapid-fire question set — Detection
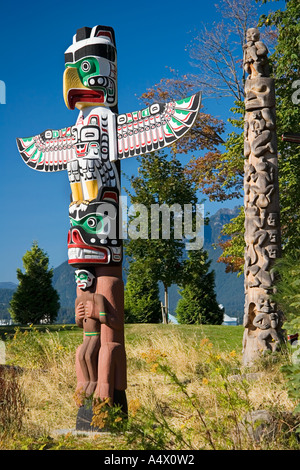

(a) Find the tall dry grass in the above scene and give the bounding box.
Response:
[125,327,298,450]
[5,327,79,435]
[1,324,298,450]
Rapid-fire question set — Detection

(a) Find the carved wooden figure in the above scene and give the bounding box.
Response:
[243,28,283,365]
[16,25,201,429]
[74,269,101,399]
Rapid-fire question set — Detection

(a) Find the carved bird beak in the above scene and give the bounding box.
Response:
[63,67,104,110]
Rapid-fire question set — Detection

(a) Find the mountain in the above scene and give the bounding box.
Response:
[0,207,244,324]
[203,207,244,322]
[0,287,16,322]
[164,206,244,322]
[0,282,17,290]
[52,262,76,305]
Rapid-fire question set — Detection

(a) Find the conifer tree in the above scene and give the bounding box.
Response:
[124,259,161,323]
[9,242,60,324]
[176,249,223,325]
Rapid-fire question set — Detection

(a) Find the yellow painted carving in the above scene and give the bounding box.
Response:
[70,181,84,202]
[85,179,99,200]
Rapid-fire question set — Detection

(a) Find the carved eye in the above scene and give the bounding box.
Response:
[87,217,97,228]
[81,61,91,72]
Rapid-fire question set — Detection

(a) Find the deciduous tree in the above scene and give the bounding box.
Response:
[124,151,201,323]
[140,0,300,274]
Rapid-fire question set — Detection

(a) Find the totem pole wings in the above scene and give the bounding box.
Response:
[16,92,201,201]
[17,93,201,169]
[116,93,201,159]
[17,24,201,205]
[17,127,76,172]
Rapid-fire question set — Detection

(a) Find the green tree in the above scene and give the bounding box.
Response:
[9,242,60,324]
[125,151,201,323]
[273,249,300,336]
[214,0,300,270]
[124,259,161,323]
[176,249,223,325]
[139,0,257,274]
[140,1,300,273]
[273,248,300,416]
[259,0,300,254]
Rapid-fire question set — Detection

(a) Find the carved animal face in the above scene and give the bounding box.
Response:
[68,194,121,266]
[63,25,117,110]
[267,213,278,227]
[245,78,275,110]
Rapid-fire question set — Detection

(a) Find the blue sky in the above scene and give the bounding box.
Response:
[0,0,285,283]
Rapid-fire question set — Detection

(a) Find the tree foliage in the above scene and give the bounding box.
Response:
[222,0,300,270]
[124,260,161,323]
[137,0,258,276]
[9,242,60,324]
[259,0,300,254]
[272,249,300,336]
[140,0,300,274]
[176,250,223,325]
[273,247,300,414]
[125,151,207,322]
[125,152,194,315]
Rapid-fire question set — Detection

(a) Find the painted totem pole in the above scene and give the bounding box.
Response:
[16,25,201,428]
[242,28,284,365]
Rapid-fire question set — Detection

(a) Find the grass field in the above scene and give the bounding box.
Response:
[0,323,299,450]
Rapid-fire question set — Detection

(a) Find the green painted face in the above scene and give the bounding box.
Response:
[75,269,95,289]
[70,213,104,234]
[75,271,88,282]
[65,57,100,87]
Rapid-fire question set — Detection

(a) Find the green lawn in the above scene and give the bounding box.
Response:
[124,323,244,352]
[0,322,244,354]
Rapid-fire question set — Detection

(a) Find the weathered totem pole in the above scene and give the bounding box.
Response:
[16,25,201,429]
[242,28,284,365]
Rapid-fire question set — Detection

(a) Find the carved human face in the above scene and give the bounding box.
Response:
[268,230,278,243]
[266,245,278,259]
[246,28,260,42]
[75,269,95,289]
[267,213,278,227]
[257,296,272,313]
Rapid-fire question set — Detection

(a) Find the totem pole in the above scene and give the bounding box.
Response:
[242,28,284,365]
[16,25,201,429]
